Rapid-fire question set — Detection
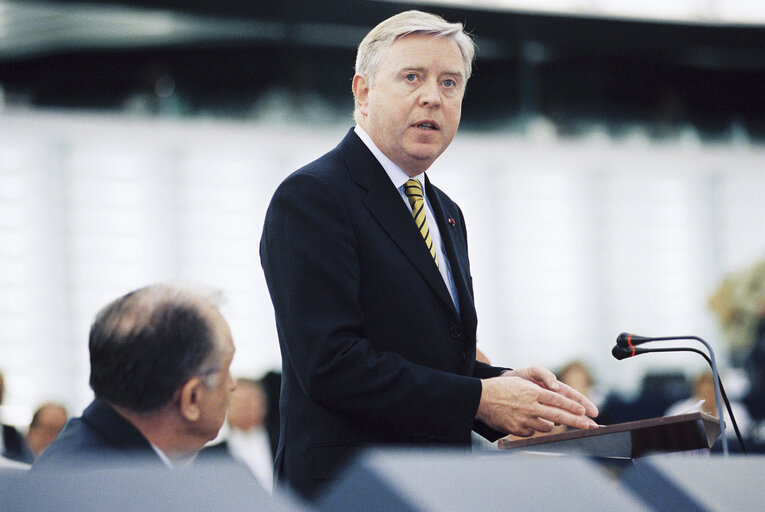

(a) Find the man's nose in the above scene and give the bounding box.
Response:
[419,79,442,108]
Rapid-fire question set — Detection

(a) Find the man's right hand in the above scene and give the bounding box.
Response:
[475,374,598,437]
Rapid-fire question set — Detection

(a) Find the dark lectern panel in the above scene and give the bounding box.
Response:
[622,454,765,512]
[0,459,307,512]
[318,447,651,512]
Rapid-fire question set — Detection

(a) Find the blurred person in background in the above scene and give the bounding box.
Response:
[665,371,751,444]
[557,360,606,412]
[0,370,34,464]
[708,258,765,370]
[709,258,765,421]
[708,257,765,450]
[260,10,598,499]
[258,370,281,457]
[206,377,275,492]
[542,360,605,435]
[25,403,68,459]
[34,283,236,471]
[475,348,491,364]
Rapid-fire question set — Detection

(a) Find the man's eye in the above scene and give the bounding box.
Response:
[405,73,417,81]
[443,79,455,88]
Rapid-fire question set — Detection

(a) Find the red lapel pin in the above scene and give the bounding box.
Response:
[448,218,456,226]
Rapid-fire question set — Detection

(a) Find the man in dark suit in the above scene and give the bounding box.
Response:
[260,10,599,500]
[33,283,237,470]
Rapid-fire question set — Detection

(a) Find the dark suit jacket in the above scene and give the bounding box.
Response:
[1,424,34,464]
[32,399,164,471]
[260,129,507,499]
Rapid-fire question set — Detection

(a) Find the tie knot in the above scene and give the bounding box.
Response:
[404,179,423,204]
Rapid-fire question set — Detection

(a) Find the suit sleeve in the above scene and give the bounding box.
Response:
[260,171,483,443]
[473,361,509,379]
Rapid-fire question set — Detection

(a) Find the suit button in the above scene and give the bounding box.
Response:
[449,325,463,338]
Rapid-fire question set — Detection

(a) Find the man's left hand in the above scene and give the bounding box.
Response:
[501,366,599,419]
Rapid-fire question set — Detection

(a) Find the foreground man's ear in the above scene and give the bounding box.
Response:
[179,377,203,422]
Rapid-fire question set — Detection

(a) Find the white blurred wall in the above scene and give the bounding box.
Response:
[1,108,764,425]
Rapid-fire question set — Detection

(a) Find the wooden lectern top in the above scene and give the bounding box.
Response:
[497,412,721,459]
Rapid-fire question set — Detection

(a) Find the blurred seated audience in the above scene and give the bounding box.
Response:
[0,370,34,464]
[34,282,236,471]
[259,370,281,457]
[708,257,765,451]
[495,358,603,440]
[665,371,751,443]
[708,258,765,372]
[597,371,691,426]
[26,403,68,459]
[205,377,274,492]
[558,360,605,409]
[0,453,30,469]
[545,360,604,434]
[743,318,765,452]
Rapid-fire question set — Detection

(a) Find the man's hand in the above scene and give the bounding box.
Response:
[502,366,599,418]
[476,366,599,437]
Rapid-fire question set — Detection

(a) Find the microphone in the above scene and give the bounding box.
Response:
[616,332,653,349]
[611,344,747,453]
[612,333,730,455]
[611,345,650,360]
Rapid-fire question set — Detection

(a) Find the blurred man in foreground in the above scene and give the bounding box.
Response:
[34,283,236,470]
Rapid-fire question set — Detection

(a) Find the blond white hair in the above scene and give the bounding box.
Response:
[355,10,475,84]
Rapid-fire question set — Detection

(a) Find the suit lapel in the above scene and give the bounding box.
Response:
[338,131,457,316]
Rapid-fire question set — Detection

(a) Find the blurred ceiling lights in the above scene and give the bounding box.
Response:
[0,0,367,60]
[385,0,765,25]
[1,0,763,63]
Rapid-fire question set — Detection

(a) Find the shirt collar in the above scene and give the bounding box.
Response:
[150,443,174,468]
[150,442,196,469]
[354,124,425,190]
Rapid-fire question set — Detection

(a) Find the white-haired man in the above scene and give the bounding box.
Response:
[261,10,598,499]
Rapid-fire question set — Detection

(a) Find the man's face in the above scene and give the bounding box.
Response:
[194,309,236,442]
[354,33,466,176]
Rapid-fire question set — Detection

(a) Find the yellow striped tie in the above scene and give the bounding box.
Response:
[404,179,438,268]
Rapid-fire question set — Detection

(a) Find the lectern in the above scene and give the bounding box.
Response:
[498,412,721,458]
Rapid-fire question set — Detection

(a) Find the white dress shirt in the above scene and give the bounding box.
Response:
[354,125,459,312]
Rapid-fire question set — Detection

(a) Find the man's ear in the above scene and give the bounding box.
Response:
[179,377,203,422]
[352,74,370,118]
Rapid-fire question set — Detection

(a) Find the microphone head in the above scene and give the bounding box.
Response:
[616,332,652,348]
[612,345,634,360]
